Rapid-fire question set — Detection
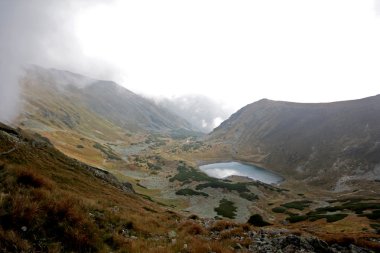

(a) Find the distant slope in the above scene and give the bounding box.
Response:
[18,66,194,137]
[208,96,380,186]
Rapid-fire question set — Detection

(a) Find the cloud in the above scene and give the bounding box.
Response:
[155,95,233,133]
[0,0,116,123]
[376,0,380,16]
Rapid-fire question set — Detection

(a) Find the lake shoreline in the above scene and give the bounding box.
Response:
[198,161,285,185]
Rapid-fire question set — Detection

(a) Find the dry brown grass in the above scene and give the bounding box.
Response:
[0,130,177,252]
[210,220,237,232]
[179,220,206,236]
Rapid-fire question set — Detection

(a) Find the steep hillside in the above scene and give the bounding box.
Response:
[208,96,380,187]
[18,66,194,137]
[0,123,235,252]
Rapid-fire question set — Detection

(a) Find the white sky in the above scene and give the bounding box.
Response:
[74,0,380,110]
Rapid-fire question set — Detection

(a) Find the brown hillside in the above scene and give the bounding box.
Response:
[209,95,380,187]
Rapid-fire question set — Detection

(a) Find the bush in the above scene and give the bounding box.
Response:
[247,214,271,227]
[175,188,208,197]
[214,199,237,219]
[286,215,308,223]
[170,164,213,183]
[239,192,258,201]
[281,200,313,210]
[272,207,287,213]
[196,181,249,193]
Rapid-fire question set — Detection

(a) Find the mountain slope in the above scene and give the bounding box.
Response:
[208,96,380,186]
[1,122,379,252]
[18,66,194,137]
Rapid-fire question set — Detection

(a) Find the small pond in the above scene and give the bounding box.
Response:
[199,161,283,184]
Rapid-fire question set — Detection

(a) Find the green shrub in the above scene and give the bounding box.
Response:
[196,181,249,193]
[272,207,286,213]
[175,188,208,197]
[247,214,271,227]
[281,200,313,210]
[214,199,237,219]
[286,215,308,223]
[169,164,213,183]
[239,192,258,201]
[363,210,380,220]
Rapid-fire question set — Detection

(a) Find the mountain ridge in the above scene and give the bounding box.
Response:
[208,94,380,188]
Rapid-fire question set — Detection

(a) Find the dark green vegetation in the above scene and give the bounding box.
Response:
[93,143,121,160]
[239,192,258,201]
[361,210,380,220]
[286,213,348,223]
[283,198,380,224]
[272,207,287,213]
[314,201,380,217]
[247,214,271,227]
[196,181,250,193]
[214,199,237,219]
[175,188,209,197]
[281,200,313,210]
[370,223,380,233]
[169,163,213,183]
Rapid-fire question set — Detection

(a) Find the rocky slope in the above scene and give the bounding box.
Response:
[208,96,380,187]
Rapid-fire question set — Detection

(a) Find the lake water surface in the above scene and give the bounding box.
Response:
[199,162,283,184]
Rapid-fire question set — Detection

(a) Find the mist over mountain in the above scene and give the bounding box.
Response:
[156,95,233,133]
[18,66,194,136]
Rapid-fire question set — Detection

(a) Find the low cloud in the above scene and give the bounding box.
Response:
[156,95,233,133]
[0,0,116,123]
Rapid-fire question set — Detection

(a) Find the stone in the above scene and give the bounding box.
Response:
[168,230,177,239]
[234,243,243,249]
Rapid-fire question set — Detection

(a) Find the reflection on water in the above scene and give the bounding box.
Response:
[199,162,283,184]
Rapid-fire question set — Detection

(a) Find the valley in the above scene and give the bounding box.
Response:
[1,67,380,252]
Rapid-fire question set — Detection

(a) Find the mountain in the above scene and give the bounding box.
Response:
[18,66,194,138]
[208,95,380,187]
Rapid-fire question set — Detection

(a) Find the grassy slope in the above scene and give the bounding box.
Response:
[0,124,241,253]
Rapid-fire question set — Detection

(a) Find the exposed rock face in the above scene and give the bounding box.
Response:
[208,96,380,186]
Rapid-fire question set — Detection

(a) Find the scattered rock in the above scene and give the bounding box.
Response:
[168,230,177,239]
[234,243,243,250]
[21,226,27,232]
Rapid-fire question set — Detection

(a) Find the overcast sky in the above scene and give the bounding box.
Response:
[74,0,380,109]
[1,0,380,122]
